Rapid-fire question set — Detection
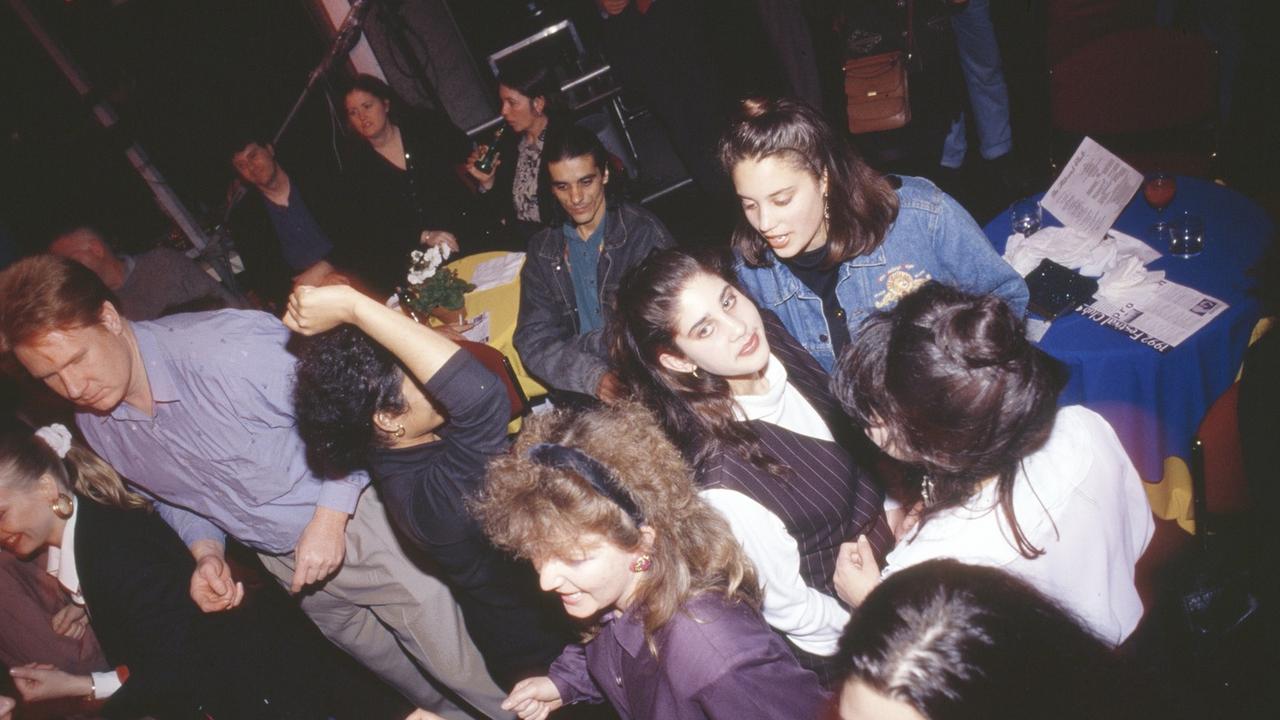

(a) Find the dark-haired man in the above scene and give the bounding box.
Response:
[514,125,674,401]
[227,136,351,310]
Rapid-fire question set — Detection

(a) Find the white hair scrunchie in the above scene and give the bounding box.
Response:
[34,423,73,459]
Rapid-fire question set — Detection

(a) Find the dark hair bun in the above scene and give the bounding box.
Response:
[937,295,1027,369]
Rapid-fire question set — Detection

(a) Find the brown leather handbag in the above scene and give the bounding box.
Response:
[843,51,911,134]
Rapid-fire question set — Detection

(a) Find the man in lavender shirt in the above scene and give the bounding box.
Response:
[0,255,510,720]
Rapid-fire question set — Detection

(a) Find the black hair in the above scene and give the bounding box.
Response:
[841,559,1125,720]
[539,123,618,225]
[294,326,409,476]
[496,64,566,118]
[611,246,789,476]
[832,282,1068,558]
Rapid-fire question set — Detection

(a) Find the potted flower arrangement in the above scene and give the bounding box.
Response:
[396,245,474,324]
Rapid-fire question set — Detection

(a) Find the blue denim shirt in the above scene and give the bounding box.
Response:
[735,176,1028,371]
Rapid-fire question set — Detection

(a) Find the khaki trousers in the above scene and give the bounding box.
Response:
[259,489,510,719]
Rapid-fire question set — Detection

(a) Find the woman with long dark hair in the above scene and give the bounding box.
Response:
[612,247,892,685]
[838,559,1136,720]
[718,96,1028,371]
[830,283,1153,645]
[474,402,825,720]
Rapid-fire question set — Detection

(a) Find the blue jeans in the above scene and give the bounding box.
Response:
[941,0,1013,167]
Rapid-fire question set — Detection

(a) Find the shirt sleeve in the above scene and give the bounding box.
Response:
[547,643,605,706]
[700,488,848,656]
[92,669,123,699]
[931,189,1030,316]
[155,500,226,549]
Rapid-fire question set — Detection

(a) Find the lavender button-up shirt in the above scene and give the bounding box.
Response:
[548,593,826,720]
[77,310,367,554]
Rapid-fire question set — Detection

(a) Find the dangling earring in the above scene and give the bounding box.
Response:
[394,424,406,439]
[823,188,830,224]
[51,493,73,520]
[629,554,652,573]
[920,475,935,507]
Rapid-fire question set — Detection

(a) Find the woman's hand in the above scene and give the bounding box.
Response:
[420,230,460,254]
[9,664,92,702]
[50,603,90,640]
[0,694,15,720]
[501,676,563,720]
[833,535,882,606]
[464,146,499,191]
[284,284,366,335]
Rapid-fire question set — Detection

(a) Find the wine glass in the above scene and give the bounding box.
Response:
[1143,172,1177,241]
[1010,198,1042,236]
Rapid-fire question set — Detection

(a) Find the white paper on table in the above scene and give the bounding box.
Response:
[1075,279,1228,352]
[1041,137,1144,243]
[1105,229,1161,265]
[461,311,491,344]
[468,253,526,292]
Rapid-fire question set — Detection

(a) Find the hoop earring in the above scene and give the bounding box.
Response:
[629,554,652,573]
[394,424,406,439]
[51,493,73,520]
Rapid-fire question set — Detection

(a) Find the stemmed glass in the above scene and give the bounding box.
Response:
[1143,172,1177,241]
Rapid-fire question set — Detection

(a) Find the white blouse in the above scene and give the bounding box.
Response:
[884,406,1155,645]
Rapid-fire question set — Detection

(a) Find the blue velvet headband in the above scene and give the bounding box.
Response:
[526,442,644,526]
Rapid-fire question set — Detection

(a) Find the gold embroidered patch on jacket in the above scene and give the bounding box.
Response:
[874,265,931,308]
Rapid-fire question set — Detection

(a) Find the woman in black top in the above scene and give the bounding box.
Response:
[287,283,573,690]
[465,65,565,245]
[340,74,501,293]
[0,426,326,720]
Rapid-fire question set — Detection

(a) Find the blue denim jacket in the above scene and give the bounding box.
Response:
[735,176,1028,371]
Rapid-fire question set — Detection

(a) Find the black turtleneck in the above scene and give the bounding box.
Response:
[782,243,852,358]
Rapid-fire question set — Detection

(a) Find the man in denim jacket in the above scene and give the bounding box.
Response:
[515,126,675,399]
[735,175,1028,371]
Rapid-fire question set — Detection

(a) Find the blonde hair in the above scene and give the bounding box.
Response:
[472,402,760,648]
[0,427,150,511]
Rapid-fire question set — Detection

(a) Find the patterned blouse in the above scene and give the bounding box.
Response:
[512,131,545,223]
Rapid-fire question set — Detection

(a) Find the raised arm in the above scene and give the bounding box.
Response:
[284,284,460,384]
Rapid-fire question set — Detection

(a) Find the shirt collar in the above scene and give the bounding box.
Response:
[105,322,181,421]
[608,606,648,659]
[46,496,85,605]
[731,353,787,421]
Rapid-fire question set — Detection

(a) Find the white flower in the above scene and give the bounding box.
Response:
[407,267,429,285]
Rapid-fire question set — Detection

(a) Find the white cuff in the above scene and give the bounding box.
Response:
[91,670,122,700]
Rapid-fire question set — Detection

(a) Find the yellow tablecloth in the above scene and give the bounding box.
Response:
[447,251,547,400]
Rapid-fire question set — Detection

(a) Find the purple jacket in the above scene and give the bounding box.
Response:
[548,592,827,719]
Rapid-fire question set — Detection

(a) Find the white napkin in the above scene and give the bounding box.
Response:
[1004,226,1164,304]
[469,253,526,292]
[1096,255,1165,304]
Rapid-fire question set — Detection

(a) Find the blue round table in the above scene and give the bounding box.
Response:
[984,177,1272,494]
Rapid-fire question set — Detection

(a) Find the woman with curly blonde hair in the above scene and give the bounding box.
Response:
[473,402,825,720]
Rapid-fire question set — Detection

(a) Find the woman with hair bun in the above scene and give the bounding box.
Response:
[830,282,1154,645]
[718,96,1028,372]
[0,424,326,719]
[473,402,826,720]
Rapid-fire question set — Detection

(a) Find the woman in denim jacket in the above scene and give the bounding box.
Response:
[718,97,1028,371]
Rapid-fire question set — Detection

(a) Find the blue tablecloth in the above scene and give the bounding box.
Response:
[983,177,1273,482]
